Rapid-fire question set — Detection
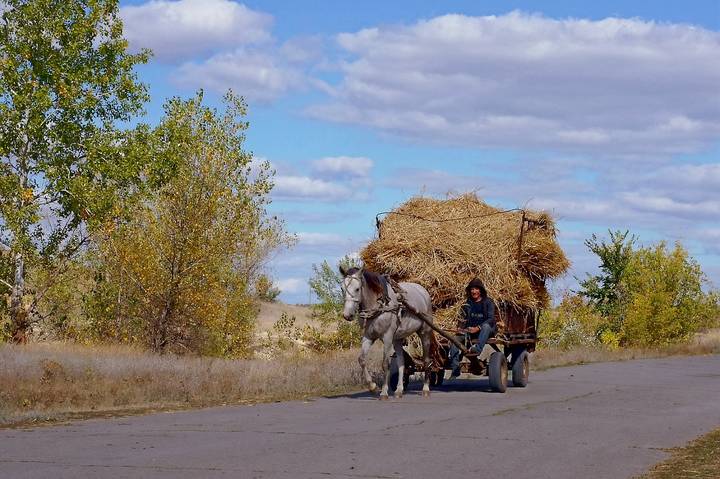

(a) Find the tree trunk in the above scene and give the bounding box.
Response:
[9,250,28,343]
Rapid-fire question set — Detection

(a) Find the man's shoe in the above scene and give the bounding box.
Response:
[465,347,480,357]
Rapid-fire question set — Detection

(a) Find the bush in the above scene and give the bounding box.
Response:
[578,232,720,347]
[540,294,604,349]
[255,274,281,302]
[620,242,719,346]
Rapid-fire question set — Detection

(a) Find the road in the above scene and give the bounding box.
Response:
[2,355,720,478]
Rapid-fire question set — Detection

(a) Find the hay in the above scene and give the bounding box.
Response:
[361,194,569,329]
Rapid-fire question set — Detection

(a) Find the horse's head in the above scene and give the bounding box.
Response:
[340,264,363,321]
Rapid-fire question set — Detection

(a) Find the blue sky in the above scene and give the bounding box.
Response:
[118,0,720,303]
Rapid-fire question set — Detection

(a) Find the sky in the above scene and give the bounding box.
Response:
[118,0,720,303]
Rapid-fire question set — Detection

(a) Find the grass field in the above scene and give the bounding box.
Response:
[0,342,377,427]
[1,329,719,428]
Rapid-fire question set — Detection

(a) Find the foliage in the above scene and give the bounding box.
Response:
[308,255,360,324]
[88,91,292,357]
[539,294,604,349]
[303,255,363,350]
[575,232,719,347]
[621,242,719,346]
[255,274,281,302]
[0,250,10,340]
[299,320,362,353]
[578,230,636,324]
[0,0,151,341]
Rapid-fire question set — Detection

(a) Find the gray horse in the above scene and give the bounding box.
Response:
[340,266,435,399]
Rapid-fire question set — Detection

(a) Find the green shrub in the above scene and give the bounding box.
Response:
[578,232,720,347]
[540,294,603,349]
[620,242,719,346]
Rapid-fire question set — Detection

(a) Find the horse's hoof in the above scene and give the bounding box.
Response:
[379,395,389,401]
[422,390,431,398]
[395,393,403,399]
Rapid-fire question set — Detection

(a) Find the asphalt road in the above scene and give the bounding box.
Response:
[2,355,720,479]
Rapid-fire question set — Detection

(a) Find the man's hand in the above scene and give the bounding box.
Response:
[467,326,480,334]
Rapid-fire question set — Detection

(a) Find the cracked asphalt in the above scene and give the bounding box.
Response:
[2,354,720,478]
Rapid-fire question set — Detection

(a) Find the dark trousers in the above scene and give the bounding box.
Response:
[448,322,494,375]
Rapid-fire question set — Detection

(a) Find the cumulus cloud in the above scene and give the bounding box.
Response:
[175,49,304,102]
[121,0,272,61]
[273,175,350,201]
[275,278,305,294]
[311,156,373,179]
[385,168,487,195]
[309,12,720,156]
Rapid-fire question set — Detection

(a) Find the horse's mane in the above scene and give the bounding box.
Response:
[347,267,385,296]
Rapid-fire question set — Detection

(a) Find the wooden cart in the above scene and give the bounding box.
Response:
[392,306,537,393]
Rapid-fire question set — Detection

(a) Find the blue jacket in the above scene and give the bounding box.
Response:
[460,297,496,329]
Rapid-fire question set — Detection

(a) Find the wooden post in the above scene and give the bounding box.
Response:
[517,210,526,261]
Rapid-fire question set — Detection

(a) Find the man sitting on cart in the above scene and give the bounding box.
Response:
[448,278,496,378]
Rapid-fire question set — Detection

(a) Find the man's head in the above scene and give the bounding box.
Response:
[465,278,487,302]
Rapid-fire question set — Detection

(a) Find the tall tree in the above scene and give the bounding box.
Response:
[578,230,636,323]
[93,92,292,356]
[0,0,149,341]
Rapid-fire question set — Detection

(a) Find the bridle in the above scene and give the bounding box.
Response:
[343,274,363,306]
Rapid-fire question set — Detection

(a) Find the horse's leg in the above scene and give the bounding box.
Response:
[358,335,377,393]
[379,334,395,400]
[393,340,405,398]
[421,327,432,397]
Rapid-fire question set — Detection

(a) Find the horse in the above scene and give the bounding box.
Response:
[340,265,435,399]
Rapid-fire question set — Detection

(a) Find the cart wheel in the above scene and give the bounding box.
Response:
[511,350,529,387]
[488,352,507,393]
[430,370,444,387]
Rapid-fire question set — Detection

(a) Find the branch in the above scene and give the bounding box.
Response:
[0,278,12,289]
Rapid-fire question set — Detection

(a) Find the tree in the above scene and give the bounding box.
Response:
[621,242,719,345]
[255,274,281,302]
[0,0,150,342]
[308,255,360,325]
[578,230,636,327]
[91,92,292,356]
[301,255,363,351]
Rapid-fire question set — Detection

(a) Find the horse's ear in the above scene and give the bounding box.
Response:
[339,264,348,277]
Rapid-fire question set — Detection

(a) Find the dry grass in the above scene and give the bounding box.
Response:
[0,342,379,427]
[532,329,720,370]
[2,330,718,428]
[361,194,569,329]
[640,427,720,478]
[256,301,313,332]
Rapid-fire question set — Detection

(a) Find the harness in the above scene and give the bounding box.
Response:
[347,274,403,326]
[345,273,470,356]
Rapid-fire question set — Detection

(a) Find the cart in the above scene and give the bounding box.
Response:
[391,306,537,393]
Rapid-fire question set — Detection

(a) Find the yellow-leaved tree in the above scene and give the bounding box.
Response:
[621,242,719,346]
[88,91,292,356]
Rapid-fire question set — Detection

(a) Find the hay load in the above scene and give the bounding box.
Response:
[361,194,570,331]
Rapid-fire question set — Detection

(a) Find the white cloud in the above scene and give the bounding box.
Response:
[311,156,373,178]
[275,278,305,294]
[309,12,720,155]
[620,192,720,219]
[121,0,272,61]
[175,49,303,102]
[273,175,350,201]
[296,232,347,246]
[385,168,486,195]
